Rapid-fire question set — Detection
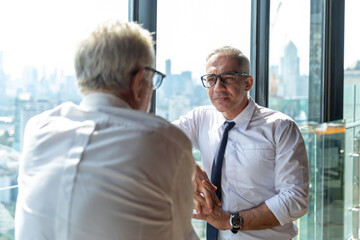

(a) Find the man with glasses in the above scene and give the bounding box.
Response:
[173,46,309,240]
[15,20,198,240]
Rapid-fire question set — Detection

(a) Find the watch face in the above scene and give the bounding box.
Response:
[231,214,241,228]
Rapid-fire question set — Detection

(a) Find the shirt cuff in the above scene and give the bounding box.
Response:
[265,196,290,226]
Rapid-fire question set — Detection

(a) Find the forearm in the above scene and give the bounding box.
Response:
[193,202,280,231]
[239,202,280,230]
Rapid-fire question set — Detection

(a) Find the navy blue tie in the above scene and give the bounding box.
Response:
[206,121,236,240]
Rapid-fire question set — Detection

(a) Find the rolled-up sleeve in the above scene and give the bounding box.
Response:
[265,120,309,225]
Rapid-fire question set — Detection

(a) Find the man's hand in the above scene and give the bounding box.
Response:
[193,163,221,214]
[192,202,231,231]
[194,202,281,232]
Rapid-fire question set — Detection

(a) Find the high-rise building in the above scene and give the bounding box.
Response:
[280,41,300,98]
[21,66,38,95]
[157,59,198,120]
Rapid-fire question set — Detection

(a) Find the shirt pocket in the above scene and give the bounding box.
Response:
[232,143,276,173]
[226,143,277,208]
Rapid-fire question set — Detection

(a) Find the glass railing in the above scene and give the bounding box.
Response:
[0,144,20,240]
[1,123,357,240]
[299,122,346,239]
[0,186,17,240]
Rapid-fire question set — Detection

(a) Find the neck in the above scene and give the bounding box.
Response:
[83,89,135,109]
[222,97,249,120]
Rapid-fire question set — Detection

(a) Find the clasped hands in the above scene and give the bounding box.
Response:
[192,163,231,230]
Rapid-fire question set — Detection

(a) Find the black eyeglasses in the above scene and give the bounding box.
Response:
[200,71,249,88]
[144,67,166,90]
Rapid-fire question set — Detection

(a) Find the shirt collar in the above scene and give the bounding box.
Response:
[214,96,256,131]
[80,92,131,109]
[232,96,255,131]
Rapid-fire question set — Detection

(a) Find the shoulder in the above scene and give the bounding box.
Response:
[251,104,301,135]
[26,102,76,128]
[255,104,294,125]
[192,105,218,116]
[177,105,218,122]
[136,112,193,152]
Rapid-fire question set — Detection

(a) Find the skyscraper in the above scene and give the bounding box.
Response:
[280,41,300,98]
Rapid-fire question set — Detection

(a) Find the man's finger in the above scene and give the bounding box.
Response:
[200,191,214,212]
[192,213,206,220]
[193,196,203,215]
[214,194,222,207]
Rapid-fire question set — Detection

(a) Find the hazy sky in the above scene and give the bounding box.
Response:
[0,0,359,81]
[0,0,128,78]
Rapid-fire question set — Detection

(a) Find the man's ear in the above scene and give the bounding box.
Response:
[130,69,146,103]
[245,76,254,91]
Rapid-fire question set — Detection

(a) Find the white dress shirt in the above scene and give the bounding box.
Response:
[15,92,199,240]
[173,97,309,240]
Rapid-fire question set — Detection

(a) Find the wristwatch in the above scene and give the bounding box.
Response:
[229,212,243,233]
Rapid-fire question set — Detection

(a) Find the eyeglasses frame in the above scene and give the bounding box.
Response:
[144,67,166,90]
[200,71,249,88]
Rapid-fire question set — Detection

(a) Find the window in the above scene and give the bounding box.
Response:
[268,0,310,124]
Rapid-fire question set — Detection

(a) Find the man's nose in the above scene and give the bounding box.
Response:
[213,76,225,91]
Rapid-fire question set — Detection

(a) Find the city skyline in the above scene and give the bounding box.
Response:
[1,0,359,81]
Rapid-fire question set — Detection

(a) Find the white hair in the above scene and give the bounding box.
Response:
[206,46,250,74]
[75,20,155,94]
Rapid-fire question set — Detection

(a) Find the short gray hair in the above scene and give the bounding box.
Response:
[75,20,155,94]
[206,46,250,74]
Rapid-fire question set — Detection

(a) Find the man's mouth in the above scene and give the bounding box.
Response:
[214,95,228,101]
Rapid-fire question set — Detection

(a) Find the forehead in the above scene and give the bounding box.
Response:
[206,54,241,73]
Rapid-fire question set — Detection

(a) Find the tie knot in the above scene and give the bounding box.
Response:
[224,121,235,131]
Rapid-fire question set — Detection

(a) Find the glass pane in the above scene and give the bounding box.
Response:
[344,0,360,239]
[0,1,128,238]
[344,85,355,122]
[356,86,360,122]
[268,0,311,124]
[344,0,360,124]
[156,0,251,237]
[0,145,20,239]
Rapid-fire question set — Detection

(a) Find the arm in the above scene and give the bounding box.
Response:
[173,109,221,214]
[266,120,309,225]
[193,198,279,231]
[194,120,309,230]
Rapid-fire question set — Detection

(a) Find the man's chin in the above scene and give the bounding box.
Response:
[213,104,230,113]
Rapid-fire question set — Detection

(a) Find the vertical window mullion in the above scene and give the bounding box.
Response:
[323,0,345,122]
[250,0,270,107]
[128,0,158,113]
